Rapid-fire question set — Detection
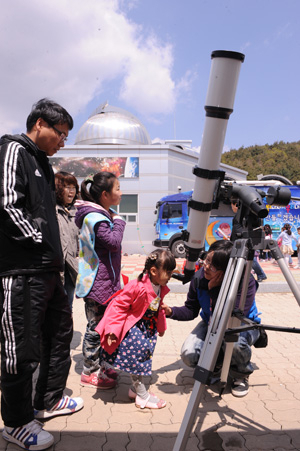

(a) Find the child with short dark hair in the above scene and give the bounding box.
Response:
[55,171,79,310]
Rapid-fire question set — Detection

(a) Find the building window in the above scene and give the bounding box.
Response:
[112,195,138,223]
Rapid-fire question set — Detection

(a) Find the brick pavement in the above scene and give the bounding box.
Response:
[0,256,300,451]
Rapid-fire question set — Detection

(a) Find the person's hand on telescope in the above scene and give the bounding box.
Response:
[160,303,172,317]
[208,270,224,290]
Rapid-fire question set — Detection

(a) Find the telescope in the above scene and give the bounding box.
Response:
[172,50,300,451]
[172,47,299,284]
[172,50,244,283]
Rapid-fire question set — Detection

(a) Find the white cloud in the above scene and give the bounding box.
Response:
[0,0,176,135]
[120,35,175,115]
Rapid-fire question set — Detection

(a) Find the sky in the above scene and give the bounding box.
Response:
[1,0,300,152]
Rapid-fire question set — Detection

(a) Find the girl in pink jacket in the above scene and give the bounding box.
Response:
[96,249,176,409]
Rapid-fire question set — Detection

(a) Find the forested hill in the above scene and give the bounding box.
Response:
[221,141,300,183]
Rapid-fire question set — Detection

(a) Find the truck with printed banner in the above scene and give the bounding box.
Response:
[153,182,300,258]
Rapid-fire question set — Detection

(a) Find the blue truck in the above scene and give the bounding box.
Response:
[153,185,300,258]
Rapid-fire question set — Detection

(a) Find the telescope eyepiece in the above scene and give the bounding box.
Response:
[249,200,268,219]
[231,184,268,218]
[266,186,291,206]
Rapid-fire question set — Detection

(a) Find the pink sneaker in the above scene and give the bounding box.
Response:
[80,371,116,389]
[100,361,118,380]
[103,367,118,380]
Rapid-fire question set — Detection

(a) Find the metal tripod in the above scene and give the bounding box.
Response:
[173,235,300,451]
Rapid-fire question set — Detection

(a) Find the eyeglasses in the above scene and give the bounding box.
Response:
[65,185,76,192]
[51,125,68,143]
[203,258,218,273]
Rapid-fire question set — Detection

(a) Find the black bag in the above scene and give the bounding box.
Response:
[254,327,268,348]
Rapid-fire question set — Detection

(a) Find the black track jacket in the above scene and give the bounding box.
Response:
[0,133,63,276]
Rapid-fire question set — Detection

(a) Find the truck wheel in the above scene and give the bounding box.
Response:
[171,240,186,258]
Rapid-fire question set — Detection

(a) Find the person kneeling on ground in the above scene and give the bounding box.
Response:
[161,240,261,397]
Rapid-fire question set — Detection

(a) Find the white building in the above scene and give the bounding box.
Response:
[51,103,247,255]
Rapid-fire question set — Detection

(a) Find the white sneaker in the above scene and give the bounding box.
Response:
[34,395,84,420]
[294,266,300,269]
[2,419,54,450]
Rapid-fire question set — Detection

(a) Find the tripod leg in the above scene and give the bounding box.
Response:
[276,257,300,305]
[173,251,248,451]
[219,258,253,394]
[193,257,243,382]
[268,241,300,306]
[172,381,205,451]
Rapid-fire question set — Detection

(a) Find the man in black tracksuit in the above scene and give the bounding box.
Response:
[0,99,83,450]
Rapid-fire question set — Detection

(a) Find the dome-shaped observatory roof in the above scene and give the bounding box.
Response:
[74,102,152,146]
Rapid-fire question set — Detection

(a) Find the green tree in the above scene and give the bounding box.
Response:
[221,141,300,183]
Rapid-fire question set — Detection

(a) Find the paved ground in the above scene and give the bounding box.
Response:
[0,255,300,451]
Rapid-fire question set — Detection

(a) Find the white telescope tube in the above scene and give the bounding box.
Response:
[184,50,245,273]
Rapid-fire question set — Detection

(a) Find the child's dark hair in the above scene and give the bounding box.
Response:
[138,249,176,282]
[283,223,292,235]
[55,171,79,206]
[207,240,233,272]
[263,224,272,236]
[80,171,117,204]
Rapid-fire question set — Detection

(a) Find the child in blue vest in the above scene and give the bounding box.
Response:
[75,171,126,389]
